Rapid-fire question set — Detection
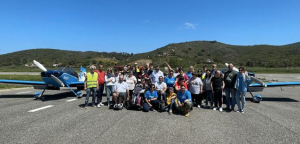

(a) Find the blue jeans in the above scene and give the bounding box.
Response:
[106,85,114,106]
[164,99,175,111]
[143,100,159,112]
[97,84,105,104]
[225,88,235,109]
[85,88,97,107]
[205,90,213,106]
[235,90,246,111]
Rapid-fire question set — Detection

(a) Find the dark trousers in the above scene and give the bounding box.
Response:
[143,100,159,112]
[97,84,104,104]
[191,94,199,106]
[214,90,223,107]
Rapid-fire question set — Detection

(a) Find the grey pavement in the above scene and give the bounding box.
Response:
[0,86,300,144]
[255,74,300,82]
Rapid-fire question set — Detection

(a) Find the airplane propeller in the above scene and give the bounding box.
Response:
[33,60,47,72]
[33,60,65,87]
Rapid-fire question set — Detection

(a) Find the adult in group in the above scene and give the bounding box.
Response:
[234,67,252,113]
[105,68,115,106]
[125,70,137,100]
[113,75,129,109]
[84,65,99,108]
[155,76,167,101]
[201,66,207,80]
[95,64,105,107]
[147,64,154,76]
[176,85,193,117]
[138,68,150,85]
[211,70,224,112]
[203,69,213,108]
[188,72,203,108]
[176,68,189,83]
[224,63,237,111]
[164,70,176,88]
[174,77,188,92]
[150,65,164,84]
[164,61,179,77]
[211,64,217,77]
[186,66,194,79]
[143,84,160,112]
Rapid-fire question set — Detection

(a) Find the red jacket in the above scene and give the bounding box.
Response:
[95,70,105,85]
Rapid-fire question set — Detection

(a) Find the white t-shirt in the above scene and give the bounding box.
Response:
[150,70,164,84]
[125,75,137,90]
[155,81,167,92]
[105,75,115,86]
[114,81,129,93]
[188,77,203,94]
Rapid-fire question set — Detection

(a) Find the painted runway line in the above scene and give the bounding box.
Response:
[28,105,54,112]
[66,98,77,102]
[16,91,32,94]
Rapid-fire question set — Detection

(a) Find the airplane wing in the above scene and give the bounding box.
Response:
[0,79,45,85]
[68,81,84,87]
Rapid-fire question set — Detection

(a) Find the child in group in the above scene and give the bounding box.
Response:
[165,87,177,114]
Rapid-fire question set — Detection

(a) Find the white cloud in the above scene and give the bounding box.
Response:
[184,22,198,29]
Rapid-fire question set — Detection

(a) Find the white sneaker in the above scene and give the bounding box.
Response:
[97,104,101,108]
[120,103,123,107]
[169,109,172,114]
[236,110,240,113]
[99,103,104,106]
[213,107,217,111]
[241,110,245,114]
[197,105,201,108]
[219,107,223,112]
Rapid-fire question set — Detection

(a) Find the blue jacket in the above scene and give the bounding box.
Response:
[234,73,252,92]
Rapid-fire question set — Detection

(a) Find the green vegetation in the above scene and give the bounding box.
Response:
[1,41,300,73]
[0,75,41,89]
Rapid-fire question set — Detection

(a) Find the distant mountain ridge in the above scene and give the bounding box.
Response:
[1,40,300,68]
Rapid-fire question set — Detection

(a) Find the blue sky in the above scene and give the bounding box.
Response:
[0,0,299,54]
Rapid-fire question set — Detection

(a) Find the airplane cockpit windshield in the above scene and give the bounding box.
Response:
[55,67,78,78]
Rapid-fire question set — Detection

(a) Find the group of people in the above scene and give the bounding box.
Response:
[83,62,252,117]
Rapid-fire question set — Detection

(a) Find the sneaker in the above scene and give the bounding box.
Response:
[168,109,173,114]
[236,110,240,113]
[213,107,217,111]
[120,103,123,108]
[210,106,214,109]
[84,106,88,109]
[99,103,104,106]
[197,105,201,108]
[97,104,101,108]
[219,107,223,112]
[185,112,190,117]
[241,110,245,114]
[114,104,117,108]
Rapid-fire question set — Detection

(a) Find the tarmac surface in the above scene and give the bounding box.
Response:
[0,74,300,144]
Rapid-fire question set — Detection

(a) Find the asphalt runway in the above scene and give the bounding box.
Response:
[1,85,300,144]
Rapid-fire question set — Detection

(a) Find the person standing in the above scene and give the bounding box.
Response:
[224,63,237,111]
[84,65,99,108]
[187,72,203,108]
[95,64,105,107]
[211,70,224,112]
[234,67,252,113]
[150,66,164,84]
[203,69,213,109]
[105,68,115,106]
[164,70,176,88]
[186,66,194,79]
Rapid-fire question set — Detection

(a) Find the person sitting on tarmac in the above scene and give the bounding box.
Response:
[113,75,129,109]
[143,84,159,112]
[164,70,176,88]
[84,65,99,109]
[176,85,193,117]
[155,76,167,100]
[165,87,177,114]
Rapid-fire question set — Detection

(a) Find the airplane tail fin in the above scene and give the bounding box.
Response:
[79,66,86,82]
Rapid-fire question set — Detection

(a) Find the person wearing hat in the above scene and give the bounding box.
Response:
[150,65,164,84]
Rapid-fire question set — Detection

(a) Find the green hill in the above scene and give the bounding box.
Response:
[1,41,300,71]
